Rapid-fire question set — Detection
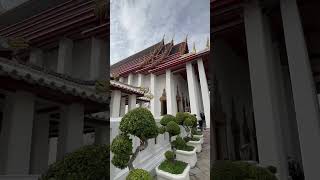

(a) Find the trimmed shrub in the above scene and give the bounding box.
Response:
[119,108,158,141]
[112,153,130,169]
[175,112,189,125]
[158,160,188,174]
[158,126,166,134]
[160,114,176,126]
[172,136,194,151]
[111,134,132,155]
[211,161,278,180]
[165,151,175,161]
[185,115,197,127]
[166,121,180,137]
[112,108,158,171]
[42,144,109,180]
[126,169,153,180]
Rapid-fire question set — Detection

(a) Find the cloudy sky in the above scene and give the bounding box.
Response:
[110,0,210,65]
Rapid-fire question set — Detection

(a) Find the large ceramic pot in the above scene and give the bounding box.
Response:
[186,139,202,153]
[156,164,190,180]
[193,134,204,144]
[176,147,197,168]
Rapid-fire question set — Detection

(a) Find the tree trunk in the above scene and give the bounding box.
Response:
[127,140,149,171]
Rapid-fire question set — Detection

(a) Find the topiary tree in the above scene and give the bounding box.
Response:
[159,115,180,160]
[111,107,158,171]
[42,144,109,180]
[184,114,197,139]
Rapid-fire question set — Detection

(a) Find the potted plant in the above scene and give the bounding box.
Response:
[156,115,191,180]
[174,112,197,167]
[184,114,202,152]
[110,107,158,180]
[191,128,204,144]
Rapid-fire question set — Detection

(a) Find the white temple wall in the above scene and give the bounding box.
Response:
[213,38,253,160]
[43,48,58,72]
[71,38,91,80]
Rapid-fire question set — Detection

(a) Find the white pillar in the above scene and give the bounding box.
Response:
[166,69,177,115]
[197,59,210,128]
[186,62,200,119]
[57,38,73,75]
[120,97,126,116]
[90,37,103,80]
[119,77,124,83]
[110,90,121,118]
[128,73,133,85]
[150,74,157,116]
[244,1,288,178]
[128,94,137,111]
[95,126,109,145]
[281,0,320,178]
[30,114,50,174]
[57,103,84,160]
[0,91,35,174]
[29,48,43,66]
[137,73,143,87]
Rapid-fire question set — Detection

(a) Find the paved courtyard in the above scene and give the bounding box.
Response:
[190,129,210,180]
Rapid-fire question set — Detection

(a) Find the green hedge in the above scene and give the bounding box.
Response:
[42,144,109,180]
[211,161,278,180]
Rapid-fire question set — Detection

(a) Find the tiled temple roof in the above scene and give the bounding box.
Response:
[0,57,108,103]
[0,0,109,48]
[110,39,189,77]
[110,80,145,96]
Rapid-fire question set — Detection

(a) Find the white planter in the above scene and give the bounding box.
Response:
[176,147,197,168]
[186,140,202,152]
[193,134,204,144]
[156,163,190,180]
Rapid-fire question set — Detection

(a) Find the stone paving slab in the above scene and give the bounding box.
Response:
[190,129,210,180]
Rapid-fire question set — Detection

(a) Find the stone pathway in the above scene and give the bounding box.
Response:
[190,129,210,180]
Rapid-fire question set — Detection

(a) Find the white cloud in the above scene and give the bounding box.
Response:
[110,0,210,65]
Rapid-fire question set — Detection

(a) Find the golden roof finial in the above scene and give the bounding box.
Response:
[184,34,188,43]
[171,33,175,44]
[206,37,210,49]
[162,34,165,42]
[193,42,196,53]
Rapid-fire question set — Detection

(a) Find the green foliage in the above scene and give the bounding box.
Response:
[183,136,200,142]
[184,115,197,128]
[112,153,130,169]
[126,169,153,180]
[166,121,180,137]
[111,134,132,155]
[165,151,175,161]
[158,160,188,174]
[172,136,194,151]
[192,128,202,135]
[267,166,277,174]
[175,112,189,125]
[120,108,158,141]
[42,144,109,180]
[158,126,166,134]
[211,161,278,180]
[160,114,176,126]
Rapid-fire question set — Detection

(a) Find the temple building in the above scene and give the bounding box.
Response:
[0,0,109,179]
[212,0,320,179]
[109,38,210,178]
